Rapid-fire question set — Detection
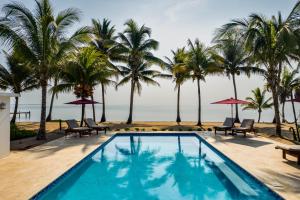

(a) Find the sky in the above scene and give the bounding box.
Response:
[0,0,299,120]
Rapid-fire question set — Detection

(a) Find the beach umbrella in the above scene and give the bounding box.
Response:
[211,97,250,121]
[65,98,100,105]
[65,98,101,126]
[286,97,300,141]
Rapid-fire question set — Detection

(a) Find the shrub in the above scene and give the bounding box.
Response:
[10,124,36,141]
[135,128,139,131]
[141,128,145,131]
[197,128,202,131]
[188,128,193,131]
[152,128,157,131]
[124,128,130,131]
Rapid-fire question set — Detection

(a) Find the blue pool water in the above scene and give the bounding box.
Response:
[32,133,282,200]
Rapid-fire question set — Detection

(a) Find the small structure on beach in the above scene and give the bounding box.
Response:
[0,92,19,158]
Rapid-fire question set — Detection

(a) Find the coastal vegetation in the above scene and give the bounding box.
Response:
[1,0,300,140]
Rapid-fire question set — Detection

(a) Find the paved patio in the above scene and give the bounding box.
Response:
[0,132,299,200]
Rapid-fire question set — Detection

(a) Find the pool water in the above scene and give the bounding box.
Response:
[32,133,282,200]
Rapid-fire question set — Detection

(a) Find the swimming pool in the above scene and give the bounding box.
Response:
[31,133,282,200]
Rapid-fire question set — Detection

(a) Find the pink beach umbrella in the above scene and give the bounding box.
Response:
[65,98,101,126]
[211,97,250,121]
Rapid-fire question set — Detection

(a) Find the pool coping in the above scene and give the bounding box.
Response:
[30,132,284,200]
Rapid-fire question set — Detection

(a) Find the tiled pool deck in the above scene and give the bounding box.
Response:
[0,132,299,200]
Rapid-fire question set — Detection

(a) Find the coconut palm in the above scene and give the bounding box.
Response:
[117,62,161,124]
[212,33,254,123]
[90,18,120,122]
[216,9,300,135]
[0,51,38,124]
[0,0,89,139]
[242,88,273,123]
[52,47,106,126]
[116,19,163,124]
[279,67,300,122]
[160,48,190,123]
[187,39,219,126]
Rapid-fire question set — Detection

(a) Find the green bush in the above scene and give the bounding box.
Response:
[10,124,36,141]
[152,128,157,131]
[188,128,193,131]
[135,128,139,131]
[141,128,145,131]
[124,128,130,131]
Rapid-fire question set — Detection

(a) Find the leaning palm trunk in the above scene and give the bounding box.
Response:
[291,91,300,141]
[270,84,281,136]
[127,80,135,124]
[176,85,181,123]
[46,79,58,122]
[281,101,286,123]
[196,78,202,126]
[91,94,96,122]
[37,81,47,140]
[11,96,19,124]
[100,83,106,122]
[258,109,262,123]
[232,74,240,123]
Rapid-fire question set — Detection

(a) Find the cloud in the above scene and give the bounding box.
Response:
[164,0,206,21]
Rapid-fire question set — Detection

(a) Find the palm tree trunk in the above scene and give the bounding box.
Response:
[46,79,58,122]
[271,84,281,136]
[176,85,181,123]
[37,81,47,140]
[100,83,106,122]
[281,100,286,123]
[291,91,300,141]
[91,94,96,122]
[127,80,135,124]
[46,92,55,122]
[258,109,261,123]
[80,98,85,127]
[232,74,240,123]
[11,96,19,124]
[196,78,202,126]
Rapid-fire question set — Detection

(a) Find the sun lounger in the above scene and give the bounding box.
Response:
[65,119,91,137]
[214,117,235,136]
[84,118,109,135]
[231,119,255,137]
[275,145,300,165]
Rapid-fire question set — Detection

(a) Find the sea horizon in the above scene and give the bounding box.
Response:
[11,103,300,123]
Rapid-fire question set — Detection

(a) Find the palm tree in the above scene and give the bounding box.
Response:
[0,51,38,124]
[160,48,190,123]
[0,0,88,139]
[212,33,253,123]
[216,8,300,135]
[242,88,273,123]
[279,67,300,123]
[187,39,218,126]
[117,62,161,124]
[90,18,120,122]
[116,19,163,124]
[52,47,106,126]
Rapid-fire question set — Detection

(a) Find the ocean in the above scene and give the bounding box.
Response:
[12,103,299,123]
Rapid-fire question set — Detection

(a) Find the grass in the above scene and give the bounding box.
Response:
[10,124,36,141]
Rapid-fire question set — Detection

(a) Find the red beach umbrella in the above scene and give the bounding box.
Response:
[65,98,101,126]
[65,98,100,105]
[211,97,250,120]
